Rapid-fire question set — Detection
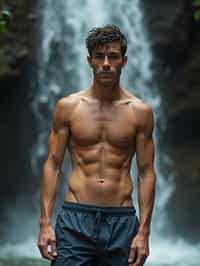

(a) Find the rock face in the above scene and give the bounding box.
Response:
[0,0,35,83]
[142,0,200,242]
[0,0,37,227]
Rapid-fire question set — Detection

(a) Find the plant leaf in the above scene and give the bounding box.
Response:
[194,9,200,20]
[193,0,200,7]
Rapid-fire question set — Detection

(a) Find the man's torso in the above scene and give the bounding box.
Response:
[61,88,142,207]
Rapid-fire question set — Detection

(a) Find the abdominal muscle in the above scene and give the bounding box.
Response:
[65,170,134,207]
[65,133,135,207]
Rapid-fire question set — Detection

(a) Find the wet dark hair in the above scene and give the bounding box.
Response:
[86,24,128,57]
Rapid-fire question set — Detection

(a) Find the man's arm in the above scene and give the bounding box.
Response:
[136,104,156,235]
[128,103,156,266]
[38,98,70,261]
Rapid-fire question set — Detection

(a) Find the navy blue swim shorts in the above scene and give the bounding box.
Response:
[51,201,139,266]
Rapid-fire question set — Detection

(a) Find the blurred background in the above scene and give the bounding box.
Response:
[0,0,200,265]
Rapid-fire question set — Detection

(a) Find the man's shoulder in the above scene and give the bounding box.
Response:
[123,90,154,128]
[132,99,153,117]
[133,102,154,132]
[55,90,85,113]
[123,90,152,115]
[53,91,85,126]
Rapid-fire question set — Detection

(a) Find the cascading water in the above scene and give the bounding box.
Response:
[1,1,200,265]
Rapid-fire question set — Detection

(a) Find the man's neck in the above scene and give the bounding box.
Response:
[90,80,121,104]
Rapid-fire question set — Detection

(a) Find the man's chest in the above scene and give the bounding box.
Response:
[68,103,137,148]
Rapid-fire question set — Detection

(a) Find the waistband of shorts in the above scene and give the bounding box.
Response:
[62,201,136,215]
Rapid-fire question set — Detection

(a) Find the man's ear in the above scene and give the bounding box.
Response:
[122,55,128,67]
[87,55,92,67]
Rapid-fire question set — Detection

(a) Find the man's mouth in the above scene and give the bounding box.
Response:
[100,72,112,75]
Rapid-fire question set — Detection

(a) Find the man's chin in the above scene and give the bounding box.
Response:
[100,81,115,87]
[99,77,114,84]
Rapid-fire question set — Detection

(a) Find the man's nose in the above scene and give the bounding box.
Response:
[102,56,110,69]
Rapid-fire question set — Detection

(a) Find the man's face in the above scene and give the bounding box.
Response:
[87,41,127,85]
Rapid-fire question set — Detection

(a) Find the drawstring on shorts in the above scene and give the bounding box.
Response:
[93,210,105,240]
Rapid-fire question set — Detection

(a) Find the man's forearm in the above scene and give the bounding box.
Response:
[40,158,61,226]
[137,172,156,235]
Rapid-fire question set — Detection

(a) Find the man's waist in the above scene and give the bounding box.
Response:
[65,190,134,208]
[62,200,136,215]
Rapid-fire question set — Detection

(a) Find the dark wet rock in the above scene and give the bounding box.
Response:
[0,0,35,83]
[142,0,200,242]
[0,0,37,220]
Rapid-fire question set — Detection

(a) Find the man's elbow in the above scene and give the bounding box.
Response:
[45,154,62,175]
[138,165,156,181]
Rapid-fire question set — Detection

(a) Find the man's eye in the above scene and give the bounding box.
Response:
[109,54,120,59]
[95,54,104,59]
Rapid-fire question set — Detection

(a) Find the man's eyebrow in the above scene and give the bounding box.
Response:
[94,51,120,55]
[94,51,104,55]
[109,52,120,55]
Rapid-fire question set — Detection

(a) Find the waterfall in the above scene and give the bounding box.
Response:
[1,0,199,265]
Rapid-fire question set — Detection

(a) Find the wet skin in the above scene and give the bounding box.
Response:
[38,42,156,266]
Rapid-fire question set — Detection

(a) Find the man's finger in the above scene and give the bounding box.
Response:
[38,241,55,261]
[128,246,137,264]
[132,250,146,266]
[49,239,57,257]
[38,240,47,257]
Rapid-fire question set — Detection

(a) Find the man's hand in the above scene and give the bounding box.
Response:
[38,224,57,261]
[128,233,149,266]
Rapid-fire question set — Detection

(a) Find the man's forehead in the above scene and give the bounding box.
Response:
[93,42,121,53]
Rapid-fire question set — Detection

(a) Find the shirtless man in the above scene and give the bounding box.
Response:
[38,25,156,266]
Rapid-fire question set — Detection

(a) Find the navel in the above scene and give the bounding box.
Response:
[98,178,105,183]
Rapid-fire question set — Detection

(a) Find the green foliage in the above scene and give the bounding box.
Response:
[0,1,11,33]
[0,19,6,33]
[193,0,200,21]
[193,0,200,7]
[194,9,200,21]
